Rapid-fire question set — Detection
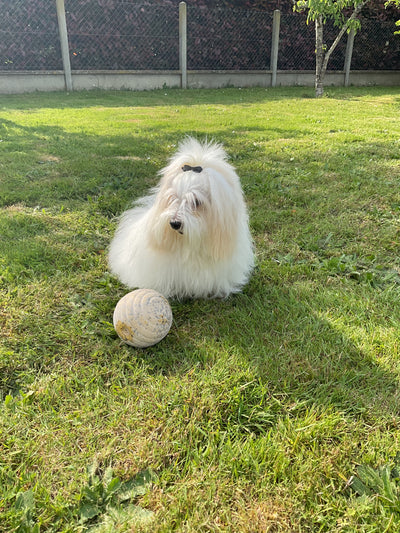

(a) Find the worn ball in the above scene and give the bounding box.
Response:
[113,289,173,348]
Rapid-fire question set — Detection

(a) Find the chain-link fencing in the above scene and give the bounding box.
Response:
[0,0,398,73]
[0,0,62,70]
[352,17,399,70]
[65,0,179,70]
[278,14,348,71]
[187,7,273,70]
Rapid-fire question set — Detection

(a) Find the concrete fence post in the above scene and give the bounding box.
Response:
[270,10,280,87]
[56,0,73,91]
[179,2,187,89]
[344,28,355,87]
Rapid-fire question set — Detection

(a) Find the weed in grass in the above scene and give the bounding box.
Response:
[345,454,400,531]
[13,490,37,533]
[78,460,155,530]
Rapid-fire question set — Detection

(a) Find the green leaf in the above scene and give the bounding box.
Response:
[103,466,114,487]
[118,469,155,502]
[89,504,155,532]
[348,475,372,497]
[357,464,385,494]
[79,502,101,523]
[106,476,121,496]
[15,490,35,511]
[381,466,399,503]
[87,459,99,481]
[81,486,102,503]
[123,504,155,524]
[87,460,98,477]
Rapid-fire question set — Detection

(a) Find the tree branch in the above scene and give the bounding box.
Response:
[322,1,367,75]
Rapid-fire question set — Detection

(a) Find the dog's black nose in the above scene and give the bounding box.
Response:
[170,220,182,231]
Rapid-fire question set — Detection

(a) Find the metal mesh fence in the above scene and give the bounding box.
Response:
[279,13,315,70]
[278,14,348,71]
[65,0,179,70]
[187,7,273,70]
[0,1,398,73]
[0,0,62,70]
[352,18,400,70]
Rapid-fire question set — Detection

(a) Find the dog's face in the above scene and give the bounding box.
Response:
[162,171,210,234]
[148,166,240,261]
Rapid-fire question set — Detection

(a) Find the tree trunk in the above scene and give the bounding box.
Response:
[315,15,324,97]
[314,2,366,98]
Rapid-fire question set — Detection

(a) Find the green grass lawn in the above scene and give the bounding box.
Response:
[1,86,400,532]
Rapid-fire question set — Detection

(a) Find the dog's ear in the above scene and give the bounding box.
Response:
[205,175,242,261]
[208,217,238,261]
[146,191,178,252]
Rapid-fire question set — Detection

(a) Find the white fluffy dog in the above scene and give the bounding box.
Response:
[108,137,254,299]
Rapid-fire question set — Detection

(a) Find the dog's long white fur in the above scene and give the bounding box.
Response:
[108,137,254,299]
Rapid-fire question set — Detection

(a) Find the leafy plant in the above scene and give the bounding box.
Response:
[317,254,400,287]
[14,490,39,533]
[347,455,400,516]
[78,460,155,529]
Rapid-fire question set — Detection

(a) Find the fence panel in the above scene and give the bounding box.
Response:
[352,17,400,69]
[65,0,179,70]
[187,7,273,70]
[0,0,62,70]
[278,13,315,70]
[278,14,349,70]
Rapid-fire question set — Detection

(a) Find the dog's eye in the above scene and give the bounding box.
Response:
[167,194,177,206]
[193,198,202,209]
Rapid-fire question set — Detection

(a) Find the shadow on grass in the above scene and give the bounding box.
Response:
[3,269,400,429]
[1,86,399,112]
[0,87,315,111]
[0,117,316,211]
[134,275,400,425]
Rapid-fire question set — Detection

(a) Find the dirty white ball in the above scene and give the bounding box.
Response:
[113,289,173,348]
